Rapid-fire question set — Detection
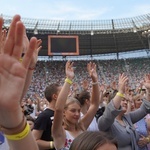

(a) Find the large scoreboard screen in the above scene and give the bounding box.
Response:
[48,35,79,56]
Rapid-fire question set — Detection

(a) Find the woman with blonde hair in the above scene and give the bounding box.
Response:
[133,93,150,150]
[52,61,100,150]
[98,74,150,150]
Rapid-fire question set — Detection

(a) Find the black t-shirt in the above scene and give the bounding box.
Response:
[24,104,34,116]
[34,108,55,150]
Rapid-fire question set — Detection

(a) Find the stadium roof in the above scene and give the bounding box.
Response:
[2,13,150,56]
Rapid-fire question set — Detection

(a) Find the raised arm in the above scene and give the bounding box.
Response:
[98,73,128,131]
[80,62,100,130]
[52,61,74,149]
[21,31,42,99]
[0,19,42,101]
[0,15,38,150]
[129,74,150,123]
[112,73,128,109]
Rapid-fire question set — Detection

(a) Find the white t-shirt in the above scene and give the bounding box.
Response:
[0,137,9,150]
[80,112,99,131]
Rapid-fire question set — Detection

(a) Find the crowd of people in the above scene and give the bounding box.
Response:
[1,14,150,150]
[26,58,150,98]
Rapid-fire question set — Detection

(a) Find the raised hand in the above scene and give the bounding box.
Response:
[22,29,42,68]
[0,15,37,128]
[81,79,89,90]
[65,60,74,80]
[3,15,22,57]
[0,29,7,54]
[87,62,98,82]
[0,17,3,54]
[143,74,150,92]
[118,73,128,94]
[138,135,149,148]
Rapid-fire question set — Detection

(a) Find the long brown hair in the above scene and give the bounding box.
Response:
[63,97,85,131]
[70,131,118,150]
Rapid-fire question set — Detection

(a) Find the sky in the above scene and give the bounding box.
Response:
[0,0,150,20]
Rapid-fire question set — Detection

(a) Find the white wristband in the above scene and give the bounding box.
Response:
[92,81,98,85]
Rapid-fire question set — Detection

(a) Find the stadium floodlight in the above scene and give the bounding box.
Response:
[142,30,150,50]
[33,28,38,35]
[91,30,94,36]
[142,30,150,37]
[57,22,60,34]
[132,20,137,33]
[133,28,137,33]
[33,21,38,35]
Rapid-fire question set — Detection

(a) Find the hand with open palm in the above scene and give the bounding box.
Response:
[0,15,37,129]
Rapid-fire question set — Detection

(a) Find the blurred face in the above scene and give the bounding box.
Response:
[120,98,128,112]
[134,98,142,109]
[27,99,32,104]
[130,100,135,111]
[64,102,81,124]
[96,143,117,150]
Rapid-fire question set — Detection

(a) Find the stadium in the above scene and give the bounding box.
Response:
[2,13,150,96]
[2,13,150,60]
[1,10,150,150]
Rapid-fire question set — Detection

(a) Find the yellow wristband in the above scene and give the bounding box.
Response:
[5,123,30,141]
[65,78,73,84]
[146,137,150,143]
[116,92,124,98]
[50,141,54,149]
[19,58,23,63]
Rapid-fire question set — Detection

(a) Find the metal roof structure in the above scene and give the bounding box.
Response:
[2,13,150,56]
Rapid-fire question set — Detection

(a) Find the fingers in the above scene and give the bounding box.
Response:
[22,37,37,69]
[66,60,73,69]
[138,137,147,148]
[119,73,128,83]
[36,39,42,49]
[0,17,3,39]
[0,17,4,54]
[87,62,96,72]
[66,60,70,68]
[36,39,42,53]
[4,15,21,55]
[142,74,150,91]
[118,73,128,93]
[2,29,7,42]
[87,62,91,71]
[37,46,42,53]
[12,21,24,60]
[65,61,74,79]
[87,62,97,79]
[1,29,7,53]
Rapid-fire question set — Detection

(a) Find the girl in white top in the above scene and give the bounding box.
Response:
[52,61,100,150]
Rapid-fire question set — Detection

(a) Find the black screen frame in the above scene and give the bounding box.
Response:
[48,35,79,56]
